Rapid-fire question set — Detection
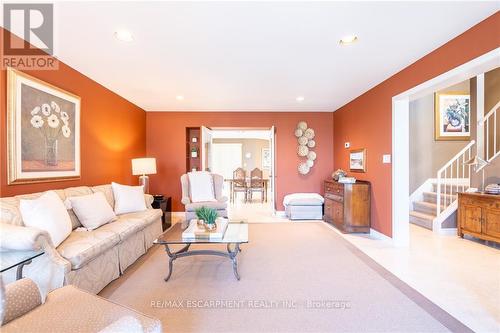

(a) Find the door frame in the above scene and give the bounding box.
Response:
[391,48,499,246]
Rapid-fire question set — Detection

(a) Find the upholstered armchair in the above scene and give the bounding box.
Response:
[180,173,228,221]
[0,278,162,332]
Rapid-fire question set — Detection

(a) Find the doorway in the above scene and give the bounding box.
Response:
[391,48,499,246]
[201,127,277,221]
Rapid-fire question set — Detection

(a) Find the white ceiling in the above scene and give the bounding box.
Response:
[46,2,499,111]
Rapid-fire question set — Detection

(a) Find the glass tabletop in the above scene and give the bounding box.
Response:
[155,220,248,245]
[0,250,45,273]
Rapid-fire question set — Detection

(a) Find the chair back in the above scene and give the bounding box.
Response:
[181,172,224,202]
[250,168,264,187]
[233,168,247,188]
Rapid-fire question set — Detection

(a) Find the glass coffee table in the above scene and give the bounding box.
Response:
[154,220,248,281]
[0,250,44,280]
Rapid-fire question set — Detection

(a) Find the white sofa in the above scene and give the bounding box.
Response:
[0,184,163,296]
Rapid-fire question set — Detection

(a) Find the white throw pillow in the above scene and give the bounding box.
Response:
[20,191,72,247]
[188,171,216,203]
[111,182,147,215]
[65,192,117,230]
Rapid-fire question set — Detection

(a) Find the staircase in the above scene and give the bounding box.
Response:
[409,100,499,233]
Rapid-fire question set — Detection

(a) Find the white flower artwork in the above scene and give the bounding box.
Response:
[298,136,308,146]
[30,115,44,128]
[7,68,80,184]
[295,121,318,174]
[47,114,60,128]
[62,125,71,138]
[41,103,51,116]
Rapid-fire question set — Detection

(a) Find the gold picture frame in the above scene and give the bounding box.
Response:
[349,148,366,173]
[434,91,470,141]
[7,68,81,184]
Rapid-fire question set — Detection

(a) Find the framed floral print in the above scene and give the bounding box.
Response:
[349,148,366,173]
[7,68,81,184]
[434,91,470,141]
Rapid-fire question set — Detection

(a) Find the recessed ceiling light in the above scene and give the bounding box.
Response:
[176,95,185,101]
[114,30,134,42]
[339,35,358,45]
[296,96,305,102]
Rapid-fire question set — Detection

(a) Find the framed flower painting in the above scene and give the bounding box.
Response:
[7,68,81,184]
[434,92,470,141]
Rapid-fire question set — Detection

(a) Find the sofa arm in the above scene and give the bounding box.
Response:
[144,194,154,209]
[2,278,42,325]
[0,223,52,251]
[181,197,191,205]
[0,223,71,275]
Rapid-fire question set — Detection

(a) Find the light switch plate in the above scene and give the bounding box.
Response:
[383,154,391,163]
[344,142,350,148]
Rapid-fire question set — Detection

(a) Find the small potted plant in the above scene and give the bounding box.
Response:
[195,206,218,231]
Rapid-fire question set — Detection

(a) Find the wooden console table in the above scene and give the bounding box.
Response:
[323,180,371,233]
[457,192,500,242]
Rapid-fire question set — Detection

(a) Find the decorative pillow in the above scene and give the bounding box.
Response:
[111,182,147,215]
[19,191,72,247]
[188,171,216,203]
[65,192,117,230]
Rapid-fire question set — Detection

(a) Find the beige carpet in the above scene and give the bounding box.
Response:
[100,223,470,333]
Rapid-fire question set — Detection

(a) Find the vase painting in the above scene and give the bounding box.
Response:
[435,92,470,141]
[7,68,81,184]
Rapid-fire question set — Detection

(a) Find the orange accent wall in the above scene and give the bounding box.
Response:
[333,12,500,237]
[0,28,146,197]
[146,112,334,211]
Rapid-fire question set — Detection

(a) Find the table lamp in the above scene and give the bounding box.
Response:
[132,158,157,193]
[463,155,489,193]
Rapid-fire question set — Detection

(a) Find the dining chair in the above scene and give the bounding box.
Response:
[232,167,248,203]
[248,168,265,203]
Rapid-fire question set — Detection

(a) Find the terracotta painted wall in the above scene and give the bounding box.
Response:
[0,28,146,197]
[146,112,334,211]
[333,12,500,237]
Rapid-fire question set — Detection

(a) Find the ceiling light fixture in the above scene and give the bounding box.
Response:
[176,95,185,101]
[339,35,358,45]
[296,96,305,102]
[114,30,134,42]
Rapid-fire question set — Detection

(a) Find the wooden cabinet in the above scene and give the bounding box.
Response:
[458,192,500,242]
[323,180,371,233]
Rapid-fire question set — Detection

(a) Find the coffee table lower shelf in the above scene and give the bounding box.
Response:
[161,242,243,281]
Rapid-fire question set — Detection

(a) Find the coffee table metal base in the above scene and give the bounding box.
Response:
[162,243,242,281]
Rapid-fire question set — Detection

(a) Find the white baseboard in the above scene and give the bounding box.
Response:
[370,228,393,242]
[275,210,287,218]
[437,228,458,236]
[171,212,185,223]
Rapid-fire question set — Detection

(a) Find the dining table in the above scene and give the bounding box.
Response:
[225,178,269,202]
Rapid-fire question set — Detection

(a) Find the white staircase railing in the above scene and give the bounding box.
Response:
[479,101,500,168]
[436,140,475,216]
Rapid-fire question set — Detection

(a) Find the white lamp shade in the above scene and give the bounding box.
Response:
[132,158,157,175]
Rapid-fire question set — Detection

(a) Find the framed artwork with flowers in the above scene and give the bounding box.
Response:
[7,68,81,184]
[434,91,470,141]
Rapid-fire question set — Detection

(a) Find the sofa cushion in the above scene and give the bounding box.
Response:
[91,185,115,209]
[0,285,162,333]
[63,187,93,229]
[66,192,117,231]
[118,209,162,228]
[185,201,227,212]
[20,191,72,248]
[98,219,145,241]
[57,229,120,269]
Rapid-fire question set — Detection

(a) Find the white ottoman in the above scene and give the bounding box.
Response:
[283,193,324,220]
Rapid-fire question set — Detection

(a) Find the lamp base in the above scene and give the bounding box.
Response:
[139,175,150,194]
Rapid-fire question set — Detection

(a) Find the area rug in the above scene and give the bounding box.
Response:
[100,222,471,332]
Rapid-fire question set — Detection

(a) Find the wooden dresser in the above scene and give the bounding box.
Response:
[324,180,371,233]
[458,192,500,242]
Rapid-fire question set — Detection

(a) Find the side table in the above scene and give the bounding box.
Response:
[152,195,172,231]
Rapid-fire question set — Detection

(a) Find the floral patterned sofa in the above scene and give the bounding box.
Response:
[0,185,162,296]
